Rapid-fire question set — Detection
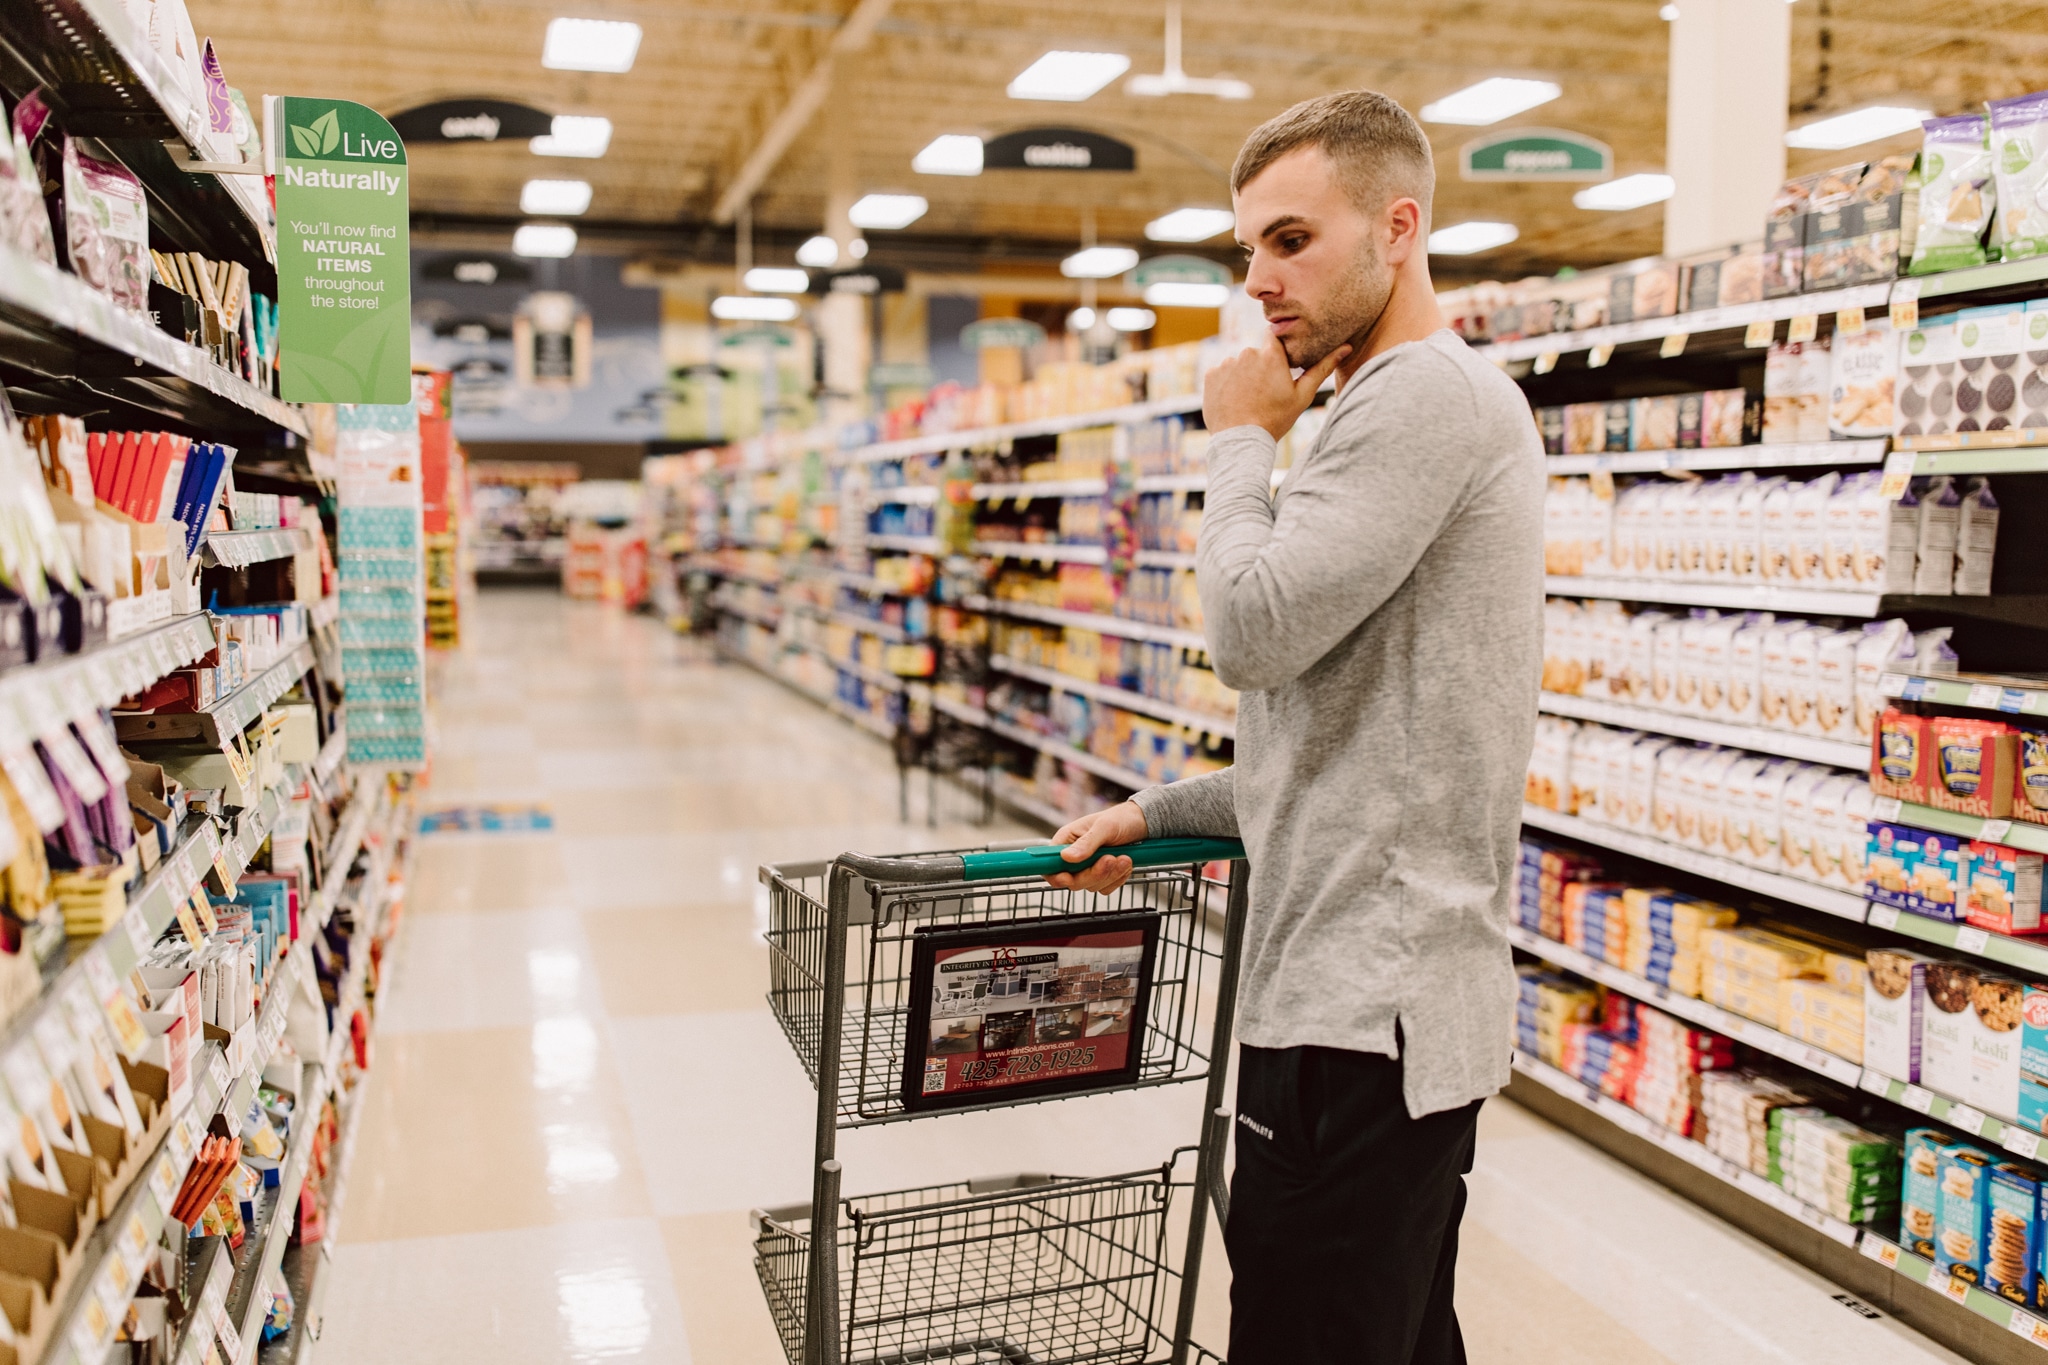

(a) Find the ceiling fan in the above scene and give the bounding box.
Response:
[1125,3,1252,100]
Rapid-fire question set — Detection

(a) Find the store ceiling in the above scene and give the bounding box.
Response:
[189,0,2048,281]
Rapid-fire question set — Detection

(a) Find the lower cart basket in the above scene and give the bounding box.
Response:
[755,1166,1187,1365]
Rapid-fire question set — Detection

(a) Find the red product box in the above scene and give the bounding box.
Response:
[1927,717,2019,820]
[1871,707,1934,806]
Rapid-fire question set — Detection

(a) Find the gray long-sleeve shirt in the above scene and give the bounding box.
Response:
[1131,328,1544,1118]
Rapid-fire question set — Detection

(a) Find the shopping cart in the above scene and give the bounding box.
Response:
[756,837,1247,1365]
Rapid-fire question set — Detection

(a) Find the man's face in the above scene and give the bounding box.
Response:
[1234,145,1394,369]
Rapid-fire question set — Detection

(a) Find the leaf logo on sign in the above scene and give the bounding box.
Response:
[290,109,341,157]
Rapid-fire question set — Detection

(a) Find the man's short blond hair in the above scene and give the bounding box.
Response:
[1231,90,1434,222]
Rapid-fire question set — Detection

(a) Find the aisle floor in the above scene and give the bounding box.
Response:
[325,590,1966,1364]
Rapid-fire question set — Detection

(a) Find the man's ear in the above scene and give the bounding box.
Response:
[1384,197,1425,267]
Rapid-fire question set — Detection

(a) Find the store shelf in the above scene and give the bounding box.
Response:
[1520,803,1870,922]
[1508,925,1866,1086]
[971,541,1109,565]
[800,643,907,693]
[965,595,1209,651]
[864,534,942,555]
[1901,254,2048,304]
[1545,439,1888,476]
[200,528,311,570]
[0,244,300,439]
[991,655,1236,738]
[1135,473,1210,493]
[1478,282,1893,363]
[1133,550,1198,571]
[0,0,273,269]
[1879,669,2048,717]
[832,571,906,597]
[710,592,783,629]
[1869,798,2048,855]
[867,485,939,506]
[1544,576,1885,616]
[840,392,1203,465]
[11,611,214,746]
[1859,1233,2048,1350]
[984,769,1071,829]
[310,782,374,931]
[314,724,347,785]
[1510,1053,1864,1244]
[114,640,315,747]
[828,699,898,741]
[973,479,1109,501]
[984,714,1152,792]
[1535,692,1868,768]
[1902,448,2048,476]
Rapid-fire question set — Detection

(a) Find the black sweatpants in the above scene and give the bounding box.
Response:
[1225,1043,1481,1365]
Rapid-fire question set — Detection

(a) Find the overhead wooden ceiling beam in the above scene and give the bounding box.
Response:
[711,0,895,224]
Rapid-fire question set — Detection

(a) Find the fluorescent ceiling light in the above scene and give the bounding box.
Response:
[1061,245,1140,278]
[711,295,799,322]
[531,115,612,158]
[1144,280,1229,308]
[1659,3,1678,16]
[1572,173,1675,211]
[542,17,641,72]
[512,224,578,258]
[521,178,592,215]
[1067,306,1097,331]
[1145,207,1234,242]
[1107,307,1156,332]
[744,267,810,294]
[1008,51,1130,102]
[1785,105,1933,150]
[848,194,927,229]
[1427,220,1519,254]
[913,134,983,176]
[1420,77,1561,126]
[796,235,838,268]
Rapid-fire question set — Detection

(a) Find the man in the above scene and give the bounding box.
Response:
[1047,91,1543,1363]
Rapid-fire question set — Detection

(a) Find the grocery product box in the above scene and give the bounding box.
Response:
[1923,961,1982,1101]
[1867,947,1933,1082]
[2022,727,2048,830]
[1989,1164,2043,1306]
[1926,717,2019,820]
[1871,708,1933,805]
[1903,1128,1952,1259]
[1967,841,2047,936]
[1865,823,1967,922]
[1936,1143,1996,1283]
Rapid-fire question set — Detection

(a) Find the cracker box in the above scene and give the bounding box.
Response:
[1903,1128,1954,1259]
[1928,717,2019,820]
[1871,707,1933,805]
[1894,319,1960,446]
[2021,726,2048,830]
[1867,947,1933,1081]
[1953,302,2027,444]
[1910,829,1969,923]
[1967,841,2047,936]
[1936,1143,1996,1283]
[1966,971,2030,1122]
[1922,961,1981,1101]
[1988,1164,2043,1305]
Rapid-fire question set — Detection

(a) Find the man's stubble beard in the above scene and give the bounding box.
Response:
[1274,241,1393,370]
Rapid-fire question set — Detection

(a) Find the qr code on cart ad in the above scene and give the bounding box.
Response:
[923,1059,947,1094]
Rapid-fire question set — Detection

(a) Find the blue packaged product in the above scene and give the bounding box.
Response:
[1988,1164,2042,1305]
[1937,1143,1995,1283]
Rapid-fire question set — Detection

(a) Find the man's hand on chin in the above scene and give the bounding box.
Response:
[1202,332,1351,440]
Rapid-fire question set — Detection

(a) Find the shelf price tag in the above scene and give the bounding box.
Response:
[1977,822,2012,846]
[1744,318,1775,347]
[1968,683,2004,710]
[1872,797,1903,822]
[1879,672,1909,698]
[191,889,218,935]
[1835,305,1866,336]
[1957,927,1992,954]
[1586,343,1614,368]
[1880,450,1918,500]
[1533,351,1559,375]
[1941,1273,1971,1304]
[1901,1084,1936,1113]
[175,899,205,949]
[1788,314,1819,344]
[1947,1102,1988,1135]
[207,1049,231,1101]
[2004,1127,2041,1159]
[1861,1068,1893,1095]
[1654,332,1688,358]
[1862,1234,1901,1268]
[1891,279,1921,331]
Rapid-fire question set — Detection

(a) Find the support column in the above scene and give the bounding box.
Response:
[818,112,870,420]
[1663,0,1792,256]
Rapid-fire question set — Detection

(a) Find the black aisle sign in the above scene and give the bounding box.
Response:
[983,127,1135,172]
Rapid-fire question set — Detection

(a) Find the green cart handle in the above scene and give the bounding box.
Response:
[837,837,1245,886]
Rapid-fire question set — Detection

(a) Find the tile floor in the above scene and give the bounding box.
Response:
[322,589,1966,1363]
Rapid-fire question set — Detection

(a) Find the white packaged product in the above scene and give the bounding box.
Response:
[1745,760,1796,869]
[1675,611,1717,715]
[1913,476,1960,595]
[1823,473,1869,584]
[1783,625,1824,733]
[1881,479,1922,592]
[1732,476,1779,581]
[1909,113,1996,275]
[1623,610,1668,704]
[1655,480,1693,579]
[1841,784,1874,886]
[1765,341,1832,444]
[1727,614,1772,723]
[1759,479,1797,582]
[1814,629,1860,740]
[1829,321,1899,438]
[1806,774,1855,885]
[1583,477,1615,576]
[1853,619,1912,743]
[1852,471,1900,586]
[1991,91,2048,262]
[1612,482,1654,580]
[1787,473,1840,584]
[1778,764,1825,880]
[1567,723,1611,817]
[1566,601,1596,695]
[1626,736,1674,831]
[1758,619,1804,729]
[1650,615,1684,708]
[1672,746,1714,846]
[1955,476,1998,595]
[1695,748,1742,852]
[1595,601,1632,699]
[1600,730,1634,824]
[1895,318,1960,442]
[1699,474,1745,580]
[1652,743,1691,840]
[1698,613,1738,716]
[1955,303,2025,434]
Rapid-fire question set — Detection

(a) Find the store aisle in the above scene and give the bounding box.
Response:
[320,590,1962,1364]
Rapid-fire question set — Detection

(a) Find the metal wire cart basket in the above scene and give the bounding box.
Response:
[755,838,1247,1365]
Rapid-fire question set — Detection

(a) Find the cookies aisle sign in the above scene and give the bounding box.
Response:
[901,914,1158,1111]
[263,96,412,403]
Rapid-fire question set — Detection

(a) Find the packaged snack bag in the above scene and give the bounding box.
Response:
[1911,113,1996,275]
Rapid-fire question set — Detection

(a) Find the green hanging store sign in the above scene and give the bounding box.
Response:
[264,95,413,404]
[1459,128,1612,182]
